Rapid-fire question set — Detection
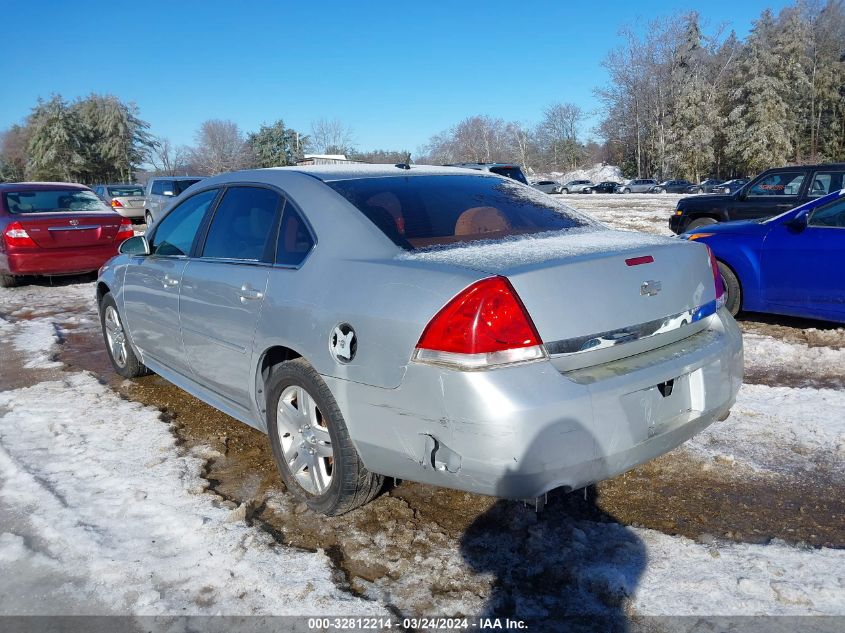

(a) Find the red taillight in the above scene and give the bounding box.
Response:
[111,198,124,208]
[414,276,546,369]
[706,246,726,308]
[3,222,37,248]
[115,218,134,241]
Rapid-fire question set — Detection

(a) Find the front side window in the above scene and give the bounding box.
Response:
[809,196,845,228]
[327,174,594,250]
[150,188,218,257]
[150,180,165,195]
[276,207,315,266]
[3,189,110,214]
[747,172,805,197]
[807,171,845,199]
[202,186,280,261]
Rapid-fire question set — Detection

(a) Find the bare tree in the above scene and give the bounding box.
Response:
[189,119,253,175]
[149,136,192,175]
[309,118,356,154]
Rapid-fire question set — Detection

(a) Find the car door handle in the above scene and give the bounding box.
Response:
[163,275,180,288]
[238,284,264,302]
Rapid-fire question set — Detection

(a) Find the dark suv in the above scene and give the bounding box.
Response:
[670,163,845,233]
[445,162,529,185]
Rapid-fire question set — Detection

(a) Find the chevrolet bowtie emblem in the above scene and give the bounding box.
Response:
[641,280,662,296]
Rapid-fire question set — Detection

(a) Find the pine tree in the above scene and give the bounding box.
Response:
[26,96,83,181]
[725,11,793,173]
[247,120,306,167]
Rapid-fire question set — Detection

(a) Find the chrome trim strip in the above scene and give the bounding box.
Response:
[546,302,717,356]
[48,225,102,231]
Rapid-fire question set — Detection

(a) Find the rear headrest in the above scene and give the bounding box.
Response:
[454,206,511,236]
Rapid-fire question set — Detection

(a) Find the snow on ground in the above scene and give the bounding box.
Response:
[685,384,845,478]
[565,192,685,235]
[0,372,384,616]
[10,319,62,369]
[742,330,845,389]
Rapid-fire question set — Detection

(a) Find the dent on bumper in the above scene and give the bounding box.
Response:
[324,309,743,499]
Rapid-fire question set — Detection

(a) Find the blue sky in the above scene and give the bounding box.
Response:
[1,0,790,155]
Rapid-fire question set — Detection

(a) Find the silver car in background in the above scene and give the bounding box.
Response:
[561,179,593,194]
[92,184,147,221]
[531,179,563,194]
[97,165,743,515]
[143,176,204,225]
[619,178,659,193]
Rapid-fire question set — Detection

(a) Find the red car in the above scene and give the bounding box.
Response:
[0,182,134,287]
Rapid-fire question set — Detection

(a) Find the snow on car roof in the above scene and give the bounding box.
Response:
[266,163,500,182]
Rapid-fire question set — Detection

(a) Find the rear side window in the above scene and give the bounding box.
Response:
[276,207,315,266]
[326,175,592,250]
[175,179,202,195]
[807,170,845,199]
[3,189,108,214]
[202,186,280,261]
[489,166,528,184]
[748,172,805,197]
[150,189,218,257]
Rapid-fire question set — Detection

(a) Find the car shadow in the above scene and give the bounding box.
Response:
[459,425,646,632]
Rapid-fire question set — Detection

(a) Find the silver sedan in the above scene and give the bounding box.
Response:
[97,165,743,515]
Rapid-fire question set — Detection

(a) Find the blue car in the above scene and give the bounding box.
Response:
[681,188,845,324]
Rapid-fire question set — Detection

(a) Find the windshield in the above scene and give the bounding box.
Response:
[327,174,595,250]
[4,189,110,214]
[108,186,144,197]
[175,179,202,194]
[489,166,528,185]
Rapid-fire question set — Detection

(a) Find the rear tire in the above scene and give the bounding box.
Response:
[267,358,383,515]
[717,261,742,316]
[686,217,718,231]
[99,292,149,378]
[0,273,17,288]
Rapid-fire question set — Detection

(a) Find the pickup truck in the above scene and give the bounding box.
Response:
[670,163,845,234]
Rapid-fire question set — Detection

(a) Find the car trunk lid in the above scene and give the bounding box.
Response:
[407,228,718,371]
[15,212,123,248]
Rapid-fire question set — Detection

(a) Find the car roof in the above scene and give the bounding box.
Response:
[264,164,501,182]
[150,175,205,180]
[0,182,89,192]
[767,163,845,170]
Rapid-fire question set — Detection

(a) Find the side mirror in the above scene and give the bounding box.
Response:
[119,235,150,256]
[786,211,809,233]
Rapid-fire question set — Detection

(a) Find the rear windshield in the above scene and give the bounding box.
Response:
[3,189,110,214]
[175,179,201,194]
[326,174,593,250]
[108,186,144,197]
[489,166,528,184]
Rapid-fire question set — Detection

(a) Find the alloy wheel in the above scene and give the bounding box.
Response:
[276,385,334,495]
[104,305,127,368]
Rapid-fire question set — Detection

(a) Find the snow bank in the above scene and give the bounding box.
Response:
[0,373,384,616]
[743,331,845,388]
[547,164,625,184]
[685,383,845,477]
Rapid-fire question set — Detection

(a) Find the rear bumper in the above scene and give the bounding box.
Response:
[325,309,743,499]
[113,207,145,219]
[3,244,120,276]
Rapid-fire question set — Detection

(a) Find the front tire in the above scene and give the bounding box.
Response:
[267,359,383,515]
[686,217,718,231]
[99,292,149,378]
[622,187,631,194]
[561,188,569,194]
[717,261,742,316]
